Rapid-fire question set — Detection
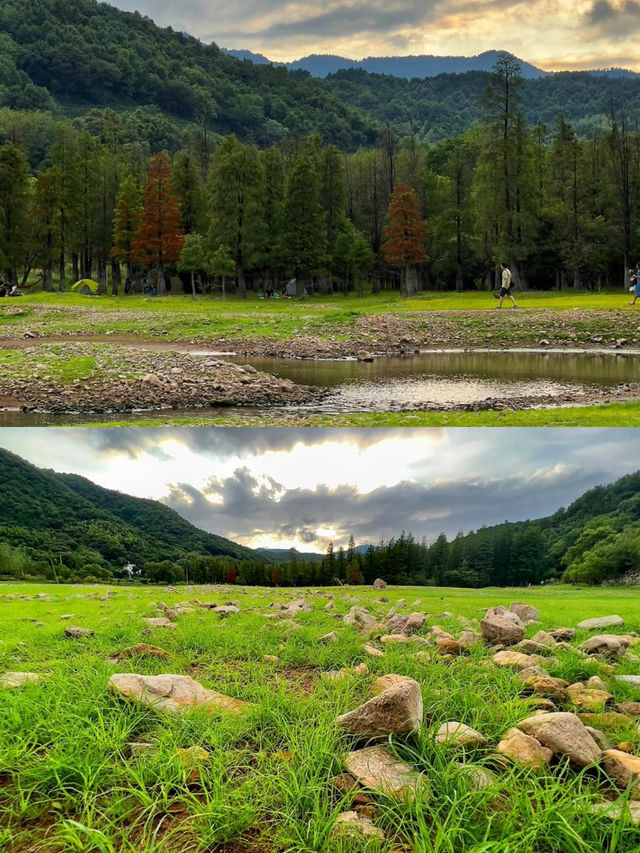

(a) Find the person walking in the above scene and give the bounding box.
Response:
[629,262,640,305]
[494,263,518,309]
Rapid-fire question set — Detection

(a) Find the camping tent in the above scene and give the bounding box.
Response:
[283,278,308,297]
[71,279,100,295]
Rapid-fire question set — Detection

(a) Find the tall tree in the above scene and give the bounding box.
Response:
[208,136,265,299]
[172,150,205,235]
[278,148,326,296]
[383,183,428,296]
[133,153,184,296]
[0,143,30,284]
[111,176,142,291]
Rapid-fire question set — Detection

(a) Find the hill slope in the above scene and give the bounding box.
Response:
[0,449,256,575]
[0,0,377,149]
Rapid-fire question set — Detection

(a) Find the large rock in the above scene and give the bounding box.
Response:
[373,578,387,590]
[344,745,424,801]
[602,750,640,797]
[0,672,44,689]
[576,615,624,631]
[108,673,251,716]
[141,617,173,629]
[510,602,539,622]
[435,722,486,749]
[517,712,602,768]
[579,635,630,658]
[481,613,525,646]
[370,674,414,696]
[337,678,423,737]
[496,727,553,769]
[387,614,408,634]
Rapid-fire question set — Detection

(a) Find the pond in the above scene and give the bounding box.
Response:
[1,348,637,423]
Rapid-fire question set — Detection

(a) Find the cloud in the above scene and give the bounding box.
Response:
[584,0,640,37]
[163,461,619,551]
[84,427,443,460]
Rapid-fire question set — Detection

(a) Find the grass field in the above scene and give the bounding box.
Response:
[98,401,640,427]
[2,290,639,346]
[2,582,640,852]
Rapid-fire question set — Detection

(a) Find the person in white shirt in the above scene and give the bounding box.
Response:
[494,263,518,309]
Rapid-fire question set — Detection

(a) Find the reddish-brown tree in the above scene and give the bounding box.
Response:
[383,183,428,296]
[271,566,280,586]
[133,153,184,295]
[226,564,237,584]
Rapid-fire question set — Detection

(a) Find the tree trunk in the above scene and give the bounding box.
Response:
[72,253,79,283]
[43,267,53,292]
[157,264,167,296]
[111,259,121,296]
[97,259,107,295]
[59,252,66,292]
[191,270,196,300]
[237,264,246,299]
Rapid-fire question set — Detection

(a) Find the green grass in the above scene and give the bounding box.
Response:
[2,290,639,345]
[1,582,639,852]
[91,401,640,427]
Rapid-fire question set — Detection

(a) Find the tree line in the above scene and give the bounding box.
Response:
[3,55,640,294]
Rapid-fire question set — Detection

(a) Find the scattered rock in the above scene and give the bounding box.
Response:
[141,617,174,629]
[0,672,44,689]
[331,811,384,841]
[586,676,608,691]
[577,615,624,631]
[481,612,525,646]
[117,644,169,659]
[584,726,613,751]
[373,579,387,590]
[405,612,427,634]
[435,722,487,749]
[263,655,279,664]
[517,712,602,768]
[510,602,539,622]
[65,626,94,639]
[454,763,497,791]
[523,675,569,702]
[550,627,575,642]
[344,745,424,801]
[579,635,630,658]
[615,674,640,688]
[496,727,553,768]
[320,631,338,644]
[566,683,612,711]
[363,643,384,658]
[588,799,640,825]
[108,673,252,716]
[493,650,545,670]
[602,749,640,796]
[337,678,423,737]
[617,702,640,715]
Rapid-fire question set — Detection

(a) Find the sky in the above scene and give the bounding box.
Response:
[1,428,638,553]
[111,0,639,71]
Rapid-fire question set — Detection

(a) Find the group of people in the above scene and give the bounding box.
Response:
[0,281,21,297]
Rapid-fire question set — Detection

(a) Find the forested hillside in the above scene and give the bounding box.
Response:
[0,0,376,150]
[0,449,257,580]
[326,472,640,588]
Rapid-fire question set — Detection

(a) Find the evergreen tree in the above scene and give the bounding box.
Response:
[0,143,30,284]
[112,176,143,290]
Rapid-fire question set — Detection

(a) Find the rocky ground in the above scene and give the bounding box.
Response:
[3,303,640,355]
[0,343,317,413]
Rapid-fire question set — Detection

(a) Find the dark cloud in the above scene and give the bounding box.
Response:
[85,427,442,460]
[584,0,640,36]
[163,461,620,549]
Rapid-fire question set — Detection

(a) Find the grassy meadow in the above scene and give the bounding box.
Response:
[1,582,640,852]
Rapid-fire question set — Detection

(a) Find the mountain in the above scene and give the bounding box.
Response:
[257,548,324,564]
[225,49,548,80]
[0,448,256,576]
[0,0,377,150]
